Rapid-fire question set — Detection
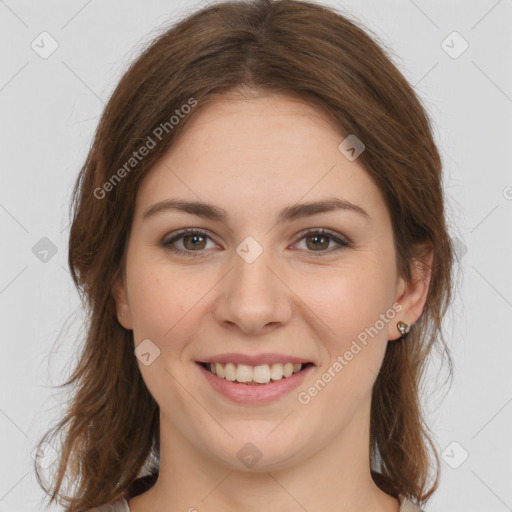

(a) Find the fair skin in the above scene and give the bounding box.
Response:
[113,92,432,512]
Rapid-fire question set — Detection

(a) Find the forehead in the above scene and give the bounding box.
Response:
[134,94,387,225]
[175,92,345,155]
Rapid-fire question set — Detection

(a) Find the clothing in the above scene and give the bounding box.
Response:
[92,492,423,511]
[91,496,129,512]
[399,494,424,512]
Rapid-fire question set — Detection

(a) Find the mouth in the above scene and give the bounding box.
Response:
[196,361,315,386]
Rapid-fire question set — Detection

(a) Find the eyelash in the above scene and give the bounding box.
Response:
[161,228,351,259]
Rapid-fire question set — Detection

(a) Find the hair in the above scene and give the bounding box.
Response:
[34,0,455,510]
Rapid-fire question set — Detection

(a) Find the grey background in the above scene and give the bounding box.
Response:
[0,1,511,511]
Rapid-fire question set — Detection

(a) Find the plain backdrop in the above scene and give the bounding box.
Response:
[0,1,511,511]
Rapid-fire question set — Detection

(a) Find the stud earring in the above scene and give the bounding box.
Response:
[397,321,411,339]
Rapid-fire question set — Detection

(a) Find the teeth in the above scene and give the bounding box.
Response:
[215,362,224,378]
[253,364,271,384]
[224,362,237,381]
[236,364,254,383]
[283,362,294,377]
[205,362,305,384]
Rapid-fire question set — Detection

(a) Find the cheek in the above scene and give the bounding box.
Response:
[127,266,202,394]
[126,260,178,339]
[126,258,212,345]
[299,265,393,341]
[300,271,395,409]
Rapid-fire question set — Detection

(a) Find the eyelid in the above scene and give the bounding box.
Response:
[161,228,219,256]
[295,227,352,246]
[291,228,352,258]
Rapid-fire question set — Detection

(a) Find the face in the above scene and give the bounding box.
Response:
[113,92,428,472]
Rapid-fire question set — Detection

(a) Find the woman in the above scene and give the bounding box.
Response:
[34,1,454,511]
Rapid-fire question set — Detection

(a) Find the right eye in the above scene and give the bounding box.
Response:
[161,228,218,257]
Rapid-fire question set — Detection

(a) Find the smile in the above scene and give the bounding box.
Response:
[199,361,312,385]
[196,361,315,404]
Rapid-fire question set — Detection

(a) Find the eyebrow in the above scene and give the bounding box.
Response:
[143,197,370,224]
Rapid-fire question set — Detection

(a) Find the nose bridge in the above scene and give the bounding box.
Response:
[235,242,273,292]
[214,237,291,332]
[231,239,279,305]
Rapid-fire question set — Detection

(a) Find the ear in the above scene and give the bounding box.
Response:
[112,271,133,330]
[389,243,433,341]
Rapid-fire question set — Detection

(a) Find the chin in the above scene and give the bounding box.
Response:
[202,430,307,473]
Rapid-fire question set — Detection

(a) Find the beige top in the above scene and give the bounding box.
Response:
[93,493,423,511]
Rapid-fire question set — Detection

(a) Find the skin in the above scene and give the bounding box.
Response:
[113,91,432,512]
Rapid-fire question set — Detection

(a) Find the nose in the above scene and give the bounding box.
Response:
[212,246,293,335]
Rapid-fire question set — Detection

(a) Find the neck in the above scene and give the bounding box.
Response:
[129,400,399,512]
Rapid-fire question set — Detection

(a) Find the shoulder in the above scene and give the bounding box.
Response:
[90,474,156,510]
[92,489,420,512]
[398,493,424,512]
[90,496,130,512]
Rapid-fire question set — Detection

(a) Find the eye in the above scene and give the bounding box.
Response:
[292,228,351,258]
[161,227,351,258]
[161,228,216,257]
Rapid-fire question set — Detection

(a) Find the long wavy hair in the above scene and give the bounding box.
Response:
[34,0,455,510]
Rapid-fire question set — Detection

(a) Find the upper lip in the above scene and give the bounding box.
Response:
[196,352,315,366]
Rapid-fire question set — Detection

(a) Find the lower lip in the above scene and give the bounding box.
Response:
[196,363,314,404]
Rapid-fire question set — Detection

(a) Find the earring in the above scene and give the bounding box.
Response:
[397,321,411,339]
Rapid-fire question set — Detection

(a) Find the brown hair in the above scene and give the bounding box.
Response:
[34,0,455,510]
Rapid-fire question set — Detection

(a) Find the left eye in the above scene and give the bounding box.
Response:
[294,229,351,255]
[161,228,351,258]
